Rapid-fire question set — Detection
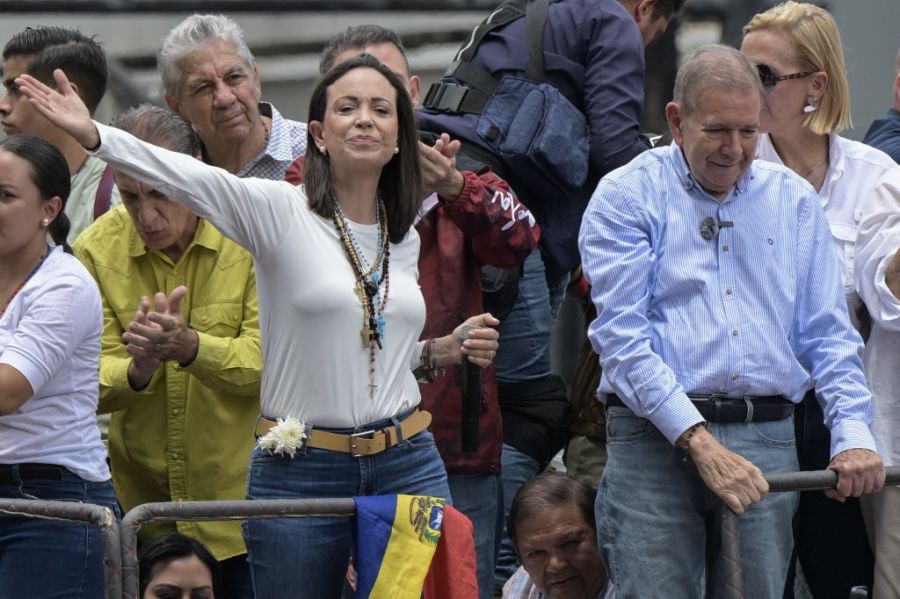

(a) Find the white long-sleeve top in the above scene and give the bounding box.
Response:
[856,166,900,467]
[757,133,896,327]
[90,122,425,428]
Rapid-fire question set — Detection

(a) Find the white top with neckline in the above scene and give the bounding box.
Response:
[0,246,110,481]
[90,122,425,428]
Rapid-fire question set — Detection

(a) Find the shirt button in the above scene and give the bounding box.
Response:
[732,374,738,381]
[722,244,729,251]
[732,330,738,336]
[201,315,209,323]
[172,409,179,416]
[683,179,693,190]
[726,288,733,295]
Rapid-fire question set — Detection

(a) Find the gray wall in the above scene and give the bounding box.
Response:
[832,0,898,140]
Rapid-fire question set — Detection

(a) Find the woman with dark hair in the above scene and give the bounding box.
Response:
[741,4,895,597]
[16,55,499,597]
[139,533,223,599]
[0,133,116,597]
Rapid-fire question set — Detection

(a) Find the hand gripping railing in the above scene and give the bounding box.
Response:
[120,498,357,599]
[719,466,900,599]
[0,498,122,598]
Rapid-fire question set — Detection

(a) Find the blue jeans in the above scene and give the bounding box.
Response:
[243,425,451,599]
[448,473,501,599]
[0,466,118,599]
[493,443,541,589]
[597,407,799,598]
[494,249,568,383]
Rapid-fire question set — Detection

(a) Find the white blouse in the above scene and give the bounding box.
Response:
[0,247,110,481]
[856,166,900,467]
[90,122,426,428]
[757,133,896,326]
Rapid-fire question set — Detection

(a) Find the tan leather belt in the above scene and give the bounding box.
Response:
[255,409,432,457]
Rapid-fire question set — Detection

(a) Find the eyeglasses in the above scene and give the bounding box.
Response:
[756,63,814,96]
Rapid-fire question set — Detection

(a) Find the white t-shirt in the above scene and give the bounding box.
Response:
[0,246,109,481]
[91,123,426,428]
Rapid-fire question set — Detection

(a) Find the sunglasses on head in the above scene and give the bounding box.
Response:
[755,63,814,96]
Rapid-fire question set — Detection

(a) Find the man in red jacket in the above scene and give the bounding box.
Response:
[285,25,539,598]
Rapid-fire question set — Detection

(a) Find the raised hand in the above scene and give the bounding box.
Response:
[419,132,465,201]
[15,69,100,149]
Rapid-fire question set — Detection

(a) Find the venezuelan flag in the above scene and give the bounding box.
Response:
[353,495,445,599]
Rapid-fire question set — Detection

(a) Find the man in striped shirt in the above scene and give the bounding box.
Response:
[578,44,884,597]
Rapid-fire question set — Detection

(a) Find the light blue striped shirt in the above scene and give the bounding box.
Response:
[578,142,876,457]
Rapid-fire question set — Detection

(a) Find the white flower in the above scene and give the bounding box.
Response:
[257,417,307,458]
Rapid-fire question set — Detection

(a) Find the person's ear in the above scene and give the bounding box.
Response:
[408,75,422,107]
[309,121,326,154]
[42,196,62,223]
[164,93,179,113]
[666,101,685,146]
[809,71,828,99]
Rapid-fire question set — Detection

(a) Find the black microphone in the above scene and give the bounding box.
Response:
[460,357,481,453]
[699,217,734,240]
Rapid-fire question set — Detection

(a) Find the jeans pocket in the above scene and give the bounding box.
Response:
[749,418,796,448]
[606,407,657,443]
[398,430,437,450]
[18,477,87,503]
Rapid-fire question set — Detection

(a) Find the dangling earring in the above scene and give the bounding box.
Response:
[393,146,399,155]
[803,95,818,114]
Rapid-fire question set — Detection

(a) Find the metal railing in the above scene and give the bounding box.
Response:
[0,498,122,598]
[119,498,357,598]
[720,466,900,599]
[3,467,898,598]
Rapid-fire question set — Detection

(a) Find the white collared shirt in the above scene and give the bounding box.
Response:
[757,133,896,325]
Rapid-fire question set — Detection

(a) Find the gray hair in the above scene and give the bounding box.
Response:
[157,14,255,99]
[673,44,763,115]
[110,104,200,156]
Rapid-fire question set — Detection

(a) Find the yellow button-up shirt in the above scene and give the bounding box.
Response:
[74,205,261,560]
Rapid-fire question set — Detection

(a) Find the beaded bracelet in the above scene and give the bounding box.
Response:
[412,338,444,383]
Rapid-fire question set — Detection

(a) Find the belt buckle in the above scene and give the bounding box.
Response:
[349,429,377,458]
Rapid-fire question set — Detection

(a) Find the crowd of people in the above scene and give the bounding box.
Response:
[0,1,898,598]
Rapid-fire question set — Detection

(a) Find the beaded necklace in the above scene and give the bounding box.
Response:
[331,194,390,398]
[0,245,50,319]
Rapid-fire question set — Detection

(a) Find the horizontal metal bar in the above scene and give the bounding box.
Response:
[120,498,357,598]
[766,465,900,492]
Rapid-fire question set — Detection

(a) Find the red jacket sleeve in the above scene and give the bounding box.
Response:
[440,169,540,268]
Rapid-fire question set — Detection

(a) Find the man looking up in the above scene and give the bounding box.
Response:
[157,14,306,178]
[505,472,613,599]
[0,25,119,242]
[579,44,885,597]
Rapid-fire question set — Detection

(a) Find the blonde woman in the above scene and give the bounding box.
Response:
[742,3,895,596]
